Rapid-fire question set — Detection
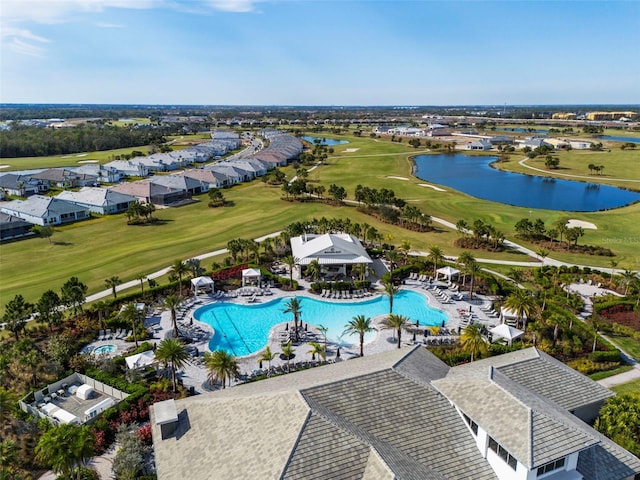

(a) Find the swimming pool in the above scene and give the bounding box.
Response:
[92,344,116,355]
[193,290,448,357]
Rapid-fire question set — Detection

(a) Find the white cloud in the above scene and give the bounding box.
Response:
[202,0,261,13]
[0,26,51,57]
[8,38,48,57]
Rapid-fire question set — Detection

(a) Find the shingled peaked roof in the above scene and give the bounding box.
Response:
[151,347,640,480]
[290,233,372,266]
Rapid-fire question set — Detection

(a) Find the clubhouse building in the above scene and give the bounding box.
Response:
[151,347,640,480]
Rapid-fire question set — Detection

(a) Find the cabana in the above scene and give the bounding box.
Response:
[490,324,524,346]
[125,350,157,370]
[436,266,460,282]
[242,268,262,287]
[500,307,527,327]
[191,276,214,294]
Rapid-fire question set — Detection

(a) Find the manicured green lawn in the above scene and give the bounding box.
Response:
[589,364,635,381]
[611,378,640,398]
[606,336,640,362]
[3,132,640,306]
[495,149,640,189]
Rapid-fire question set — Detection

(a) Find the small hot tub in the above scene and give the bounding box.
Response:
[92,344,116,356]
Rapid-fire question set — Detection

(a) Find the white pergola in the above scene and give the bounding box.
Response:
[490,324,524,346]
[500,307,527,326]
[436,266,460,281]
[191,276,214,294]
[242,268,262,287]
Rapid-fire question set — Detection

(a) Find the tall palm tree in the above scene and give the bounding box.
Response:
[105,276,121,298]
[281,255,298,289]
[258,345,277,374]
[383,281,400,314]
[343,315,374,357]
[465,261,483,300]
[163,295,182,338]
[620,269,638,296]
[204,350,239,389]
[155,338,191,392]
[317,324,329,352]
[456,251,475,286]
[307,342,326,362]
[427,245,445,279]
[170,259,188,297]
[503,289,538,332]
[35,424,95,480]
[461,324,489,362]
[386,249,401,281]
[280,342,295,372]
[382,314,409,349]
[135,274,147,295]
[283,297,302,342]
[120,303,142,347]
[306,258,321,283]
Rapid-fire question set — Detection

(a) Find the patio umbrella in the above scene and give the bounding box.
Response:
[412,332,416,342]
[285,323,288,331]
[336,347,341,358]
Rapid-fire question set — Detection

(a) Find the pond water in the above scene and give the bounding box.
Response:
[412,154,640,211]
[302,136,349,146]
[595,135,640,144]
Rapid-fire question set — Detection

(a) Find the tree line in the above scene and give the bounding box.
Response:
[0,124,168,157]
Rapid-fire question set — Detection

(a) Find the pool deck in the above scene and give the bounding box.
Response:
[146,280,500,394]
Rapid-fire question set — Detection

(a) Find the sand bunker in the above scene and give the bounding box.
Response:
[386,176,409,181]
[567,219,597,230]
[418,183,446,192]
[0,165,10,169]
[78,160,99,164]
[343,148,359,153]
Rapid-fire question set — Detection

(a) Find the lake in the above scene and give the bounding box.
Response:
[302,136,349,146]
[412,154,640,212]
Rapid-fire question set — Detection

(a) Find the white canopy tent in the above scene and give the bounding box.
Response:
[242,268,262,287]
[500,307,527,326]
[490,324,524,346]
[125,350,157,370]
[436,266,460,281]
[191,276,214,294]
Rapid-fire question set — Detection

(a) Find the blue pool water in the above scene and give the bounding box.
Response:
[413,153,640,211]
[302,136,349,146]
[194,290,447,357]
[93,344,116,355]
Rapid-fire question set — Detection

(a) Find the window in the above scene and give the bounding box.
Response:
[462,413,478,435]
[488,436,517,471]
[537,458,565,476]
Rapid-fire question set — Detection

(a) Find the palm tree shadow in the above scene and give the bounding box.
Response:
[52,241,74,246]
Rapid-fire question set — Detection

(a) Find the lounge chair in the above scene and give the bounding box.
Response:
[97,330,105,341]
[113,328,122,339]
[105,329,112,340]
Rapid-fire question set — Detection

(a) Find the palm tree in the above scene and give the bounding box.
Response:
[155,338,191,392]
[105,276,122,298]
[163,295,182,338]
[306,258,321,283]
[204,350,239,389]
[386,249,401,281]
[258,345,277,374]
[283,297,302,342]
[280,342,296,372]
[465,261,483,300]
[170,259,188,296]
[35,424,95,480]
[536,248,549,266]
[382,281,400,314]
[317,324,329,352]
[120,303,142,347]
[381,314,409,349]
[461,324,489,361]
[281,255,298,289]
[343,315,374,357]
[427,245,445,279]
[456,251,475,286]
[503,289,538,332]
[307,342,326,362]
[620,269,638,296]
[135,274,147,295]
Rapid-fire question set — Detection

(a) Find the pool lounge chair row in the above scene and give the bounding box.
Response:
[319,289,371,299]
[97,329,132,341]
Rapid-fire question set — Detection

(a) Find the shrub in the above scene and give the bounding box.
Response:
[590,350,621,363]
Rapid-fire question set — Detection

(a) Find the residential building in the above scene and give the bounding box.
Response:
[0,212,34,241]
[181,169,228,189]
[552,113,578,120]
[569,141,593,150]
[586,112,636,121]
[0,173,48,197]
[0,195,90,226]
[56,187,138,215]
[31,168,97,188]
[466,138,493,150]
[150,175,204,196]
[103,160,150,177]
[110,181,187,206]
[150,347,640,480]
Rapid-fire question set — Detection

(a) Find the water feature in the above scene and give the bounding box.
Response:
[302,136,349,146]
[92,344,116,355]
[194,290,447,356]
[412,153,640,211]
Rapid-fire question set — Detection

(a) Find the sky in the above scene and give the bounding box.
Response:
[1,0,639,105]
